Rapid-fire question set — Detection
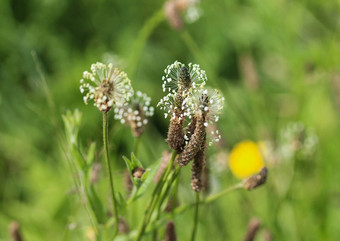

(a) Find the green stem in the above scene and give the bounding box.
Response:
[135,151,177,241]
[103,112,119,238]
[152,167,181,241]
[134,136,142,157]
[204,183,243,204]
[191,192,200,241]
[146,183,243,234]
[128,8,165,77]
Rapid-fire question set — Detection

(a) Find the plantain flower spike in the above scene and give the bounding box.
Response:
[80,62,133,112]
[158,61,207,153]
[178,88,224,167]
[164,221,177,241]
[243,167,268,190]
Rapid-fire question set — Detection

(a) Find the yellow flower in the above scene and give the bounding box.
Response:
[228,140,265,179]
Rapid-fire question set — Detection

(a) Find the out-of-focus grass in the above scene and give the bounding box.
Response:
[1,0,340,240]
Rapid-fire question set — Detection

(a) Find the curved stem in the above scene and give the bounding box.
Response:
[191,192,200,241]
[103,112,119,238]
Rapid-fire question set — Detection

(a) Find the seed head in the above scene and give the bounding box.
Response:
[177,112,206,166]
[164,221,177,241]
[158,61,207,152]
[114,91,154,137]
[243,218,261,241]
[191,138,206,192]
[243,167,268,190]
[80,62,133,112]
[9,221,23,241]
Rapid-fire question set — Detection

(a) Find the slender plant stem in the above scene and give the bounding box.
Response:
[204,183,243,204]
[103,112,119,238]
[146,183,243,234]
[134,136,141,157]
[128,8,165,77]
[135,151,177,241]
[191,192,200,241]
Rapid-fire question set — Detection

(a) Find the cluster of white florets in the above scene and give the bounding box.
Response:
[277,122,318,160]
[114,91,154,128]
[158,61,207,119]
[187,88,225,145]
[158,61,225,146]
[185,0,202,24]
[80,62,133,112]
[187,88,224,124]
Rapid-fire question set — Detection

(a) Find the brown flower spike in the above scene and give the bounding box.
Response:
[191,135,206,192]
[163,221,177,241]
[243,167,268,190]
[167,66,191,153]
[178,93,209,166]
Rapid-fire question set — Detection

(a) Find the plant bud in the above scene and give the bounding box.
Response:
[132,167,145,179]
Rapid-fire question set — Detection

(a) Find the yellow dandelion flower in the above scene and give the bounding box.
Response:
[228,140,265,179]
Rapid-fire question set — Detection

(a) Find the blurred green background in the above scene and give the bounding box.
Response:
[1,0,340,240]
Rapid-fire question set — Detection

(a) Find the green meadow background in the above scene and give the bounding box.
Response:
[1,0,340,240]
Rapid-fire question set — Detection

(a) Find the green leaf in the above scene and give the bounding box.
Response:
[86,185,106,224]
[135,157,162,200]
[86,142,96,165]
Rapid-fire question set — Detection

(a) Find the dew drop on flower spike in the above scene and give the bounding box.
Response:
[80,62,133,112]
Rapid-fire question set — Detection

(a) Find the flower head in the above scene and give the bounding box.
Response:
[158,61,207,119]
[228,140,265,179]
[114,91,154,137]
[186,88,225,145]
[164,0,203,30]
[278,122,318,161]
[80,62,133,112]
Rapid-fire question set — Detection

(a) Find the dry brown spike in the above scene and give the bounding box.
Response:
[243,218,261,241]
[243,167,268,191]
[185,116,197,143]
[200,156,210,193]
[167,113,186,153]
[191,143,206,192]
[177,113,206,166]
[167,66,191,153]
[163,221,177,241]
[9,221,24,241]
